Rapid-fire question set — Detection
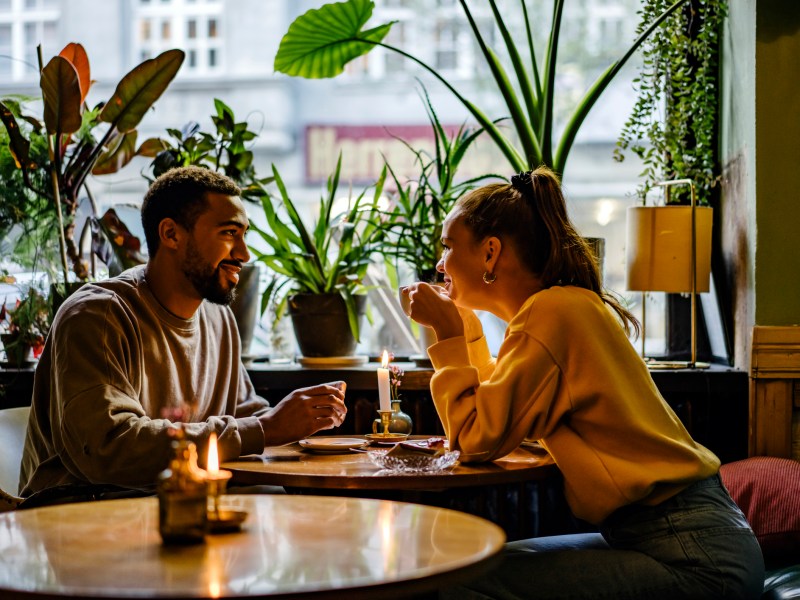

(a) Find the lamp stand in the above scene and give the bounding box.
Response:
[644,180,709,370]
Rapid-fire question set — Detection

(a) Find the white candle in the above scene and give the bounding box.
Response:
[207,432,219,475]
[377,350,391,412]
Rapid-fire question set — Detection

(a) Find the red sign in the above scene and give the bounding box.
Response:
[304,124,507,185]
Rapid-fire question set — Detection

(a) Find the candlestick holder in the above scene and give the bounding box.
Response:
[206,470,248,533]
[365,410,409,443]
[378,409,392,436]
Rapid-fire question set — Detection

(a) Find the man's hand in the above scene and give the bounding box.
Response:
[258,381,347,447]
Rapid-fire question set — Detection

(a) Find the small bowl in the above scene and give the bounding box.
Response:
[368,450,460,474]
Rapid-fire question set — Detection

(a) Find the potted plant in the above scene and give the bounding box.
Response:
[0,281,51,367]
[135,98,272,356]
[379,89,499,285]
[273,0,689,176]
[248,156,386,358]
[0,43,184,285]
[615,0,727,362]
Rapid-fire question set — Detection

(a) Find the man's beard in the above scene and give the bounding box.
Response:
[182,238,239,305]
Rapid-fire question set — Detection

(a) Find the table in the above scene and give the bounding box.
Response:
[223,438,565,542]
[224,438,555,491]
[0,494,505,600]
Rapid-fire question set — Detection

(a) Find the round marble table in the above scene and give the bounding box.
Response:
[0,494,505,599]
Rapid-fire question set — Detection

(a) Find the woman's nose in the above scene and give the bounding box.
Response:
[436,258,445,273]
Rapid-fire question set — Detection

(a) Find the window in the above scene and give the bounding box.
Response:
[0,24,11,77]
[0,0,59,80]
[133,0,223,75]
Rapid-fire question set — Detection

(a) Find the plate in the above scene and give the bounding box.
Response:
[298,437,368,453]
[368,449,460,474]
[297,355,368,367]
[364,433,409,443]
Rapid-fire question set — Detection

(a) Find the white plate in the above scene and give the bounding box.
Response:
[298,437,367,453]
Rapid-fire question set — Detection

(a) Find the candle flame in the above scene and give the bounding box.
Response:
[207,432,219,475]
[381,349,389,369]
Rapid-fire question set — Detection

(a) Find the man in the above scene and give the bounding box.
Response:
[19,166,346,501]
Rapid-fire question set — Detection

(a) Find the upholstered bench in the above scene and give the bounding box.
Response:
[720,457,800,599]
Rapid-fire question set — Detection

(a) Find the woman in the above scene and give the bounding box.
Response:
[402,167,763,599]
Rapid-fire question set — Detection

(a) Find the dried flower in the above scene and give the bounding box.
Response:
[388,364,404,400]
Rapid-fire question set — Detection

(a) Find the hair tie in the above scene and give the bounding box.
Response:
[510,171,533,194]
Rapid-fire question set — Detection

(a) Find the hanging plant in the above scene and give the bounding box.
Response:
[614,0,727,206]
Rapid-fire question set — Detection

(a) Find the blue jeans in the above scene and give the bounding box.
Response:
[441,474,764,599]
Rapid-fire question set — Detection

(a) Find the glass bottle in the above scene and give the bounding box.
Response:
[158,429,208,545]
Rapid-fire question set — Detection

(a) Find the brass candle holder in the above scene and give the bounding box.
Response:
[378,409,393,436]
[364,410,409,442]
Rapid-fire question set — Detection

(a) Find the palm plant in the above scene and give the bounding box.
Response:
[248,156,387,341]
[273,0,689,176]
[0,43,184,283]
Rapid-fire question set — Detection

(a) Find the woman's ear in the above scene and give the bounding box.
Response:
[484,236,502,271]
[158,218,182,251]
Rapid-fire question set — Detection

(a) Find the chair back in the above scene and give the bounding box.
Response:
[0,406,30,506]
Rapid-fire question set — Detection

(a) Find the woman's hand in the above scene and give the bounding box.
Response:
[401,283,464,342]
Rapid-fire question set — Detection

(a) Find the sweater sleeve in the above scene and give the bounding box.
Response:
[428,330,567,463]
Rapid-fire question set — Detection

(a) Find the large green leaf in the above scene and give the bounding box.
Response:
[92,131,137,175]
[274,0,394,78]
[40,56,82,135]
[99,49,185,132]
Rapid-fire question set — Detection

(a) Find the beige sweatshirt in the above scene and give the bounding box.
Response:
[428,286,719,525]
[20,266,269,496]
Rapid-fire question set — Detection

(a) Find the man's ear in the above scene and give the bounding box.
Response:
[158,218,182,251]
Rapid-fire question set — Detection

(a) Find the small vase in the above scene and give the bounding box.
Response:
[373,399,413,435]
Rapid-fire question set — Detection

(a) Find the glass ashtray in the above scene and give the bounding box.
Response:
[368,449,460,473]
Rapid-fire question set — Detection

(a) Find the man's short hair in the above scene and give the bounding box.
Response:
[141,166,242,256]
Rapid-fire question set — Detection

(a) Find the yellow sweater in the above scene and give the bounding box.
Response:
[428,286,719,525]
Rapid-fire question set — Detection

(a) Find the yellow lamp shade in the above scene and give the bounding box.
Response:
[625,206,713,293]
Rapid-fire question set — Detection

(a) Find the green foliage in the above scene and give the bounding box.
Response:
[379,88,499,283]
[0,99,61,275]
[0,283,51,350]
[141,98,270,202]
[0,43,184,281]
[248,156,386,341]
[615,0,727,206]
[274,0,688,176]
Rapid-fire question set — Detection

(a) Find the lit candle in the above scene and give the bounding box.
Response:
[207,432,220,475]
[205,433,231,517]
[377,350,391,412]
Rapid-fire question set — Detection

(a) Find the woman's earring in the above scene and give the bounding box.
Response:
[482,271,497,284]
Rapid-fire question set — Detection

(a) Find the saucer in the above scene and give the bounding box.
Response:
[365,433,410,443]
[299,437,368,453]
[208,509,248,533]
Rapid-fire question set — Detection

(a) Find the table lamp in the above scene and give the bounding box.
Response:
[625,179,712,369]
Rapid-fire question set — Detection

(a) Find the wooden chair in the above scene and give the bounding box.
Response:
[0,406,30,511]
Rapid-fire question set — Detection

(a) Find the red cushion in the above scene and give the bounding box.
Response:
[720,457,800,560]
